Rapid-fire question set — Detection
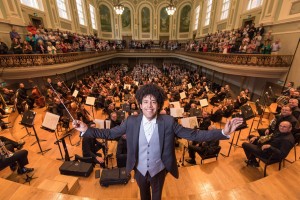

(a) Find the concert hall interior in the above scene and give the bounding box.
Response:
[0,0,300,199]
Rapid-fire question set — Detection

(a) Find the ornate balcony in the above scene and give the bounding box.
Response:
[0,50,293,79]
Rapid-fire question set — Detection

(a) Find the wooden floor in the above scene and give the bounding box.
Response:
[0,105,299,199]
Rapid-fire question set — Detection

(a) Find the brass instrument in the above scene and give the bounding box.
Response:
[269,117,277,131]
[0,139,13,158]
[276,95,290,107]
[0,93,13,114]
[258,133,273,144]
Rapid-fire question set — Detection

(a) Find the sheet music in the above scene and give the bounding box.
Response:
[188,83,192,89]
[169,101,181,108]
[170,108,184,118]
[94,119,105,129]
[180,92,186,99]
[105,120,111,129]
[199,98,209,107]
[72,90,79,97]
[42,112,60,131]
[86,96,96,106]
[181,117,199,128]
[123,84,131,90]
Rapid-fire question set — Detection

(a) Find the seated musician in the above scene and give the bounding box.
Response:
[0,136,33,174]
[16,83,34,113]
[233,91,248,109]
[128,103,139,115]
[282,81,294,96]
[77,103,93,125]
[81,122,105,168]
[2,88,15,105]
[189,103,201,117]
[289,98,300,119]
[116,134,127,168]
[242,121,295,167]
[210,87,226,106]
[186,117,220,165]
[257,105,298,137]
[222,99,234,118]
[109,111,122,129]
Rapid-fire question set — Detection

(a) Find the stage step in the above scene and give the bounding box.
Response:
[54,175,80,194]
[37,179,68,194]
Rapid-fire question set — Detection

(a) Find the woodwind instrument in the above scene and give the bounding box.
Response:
[0,139,13,158]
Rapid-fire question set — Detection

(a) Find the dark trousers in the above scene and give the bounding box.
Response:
[242,142,270,161]
[0,150,29,169]
[135,169,166,200]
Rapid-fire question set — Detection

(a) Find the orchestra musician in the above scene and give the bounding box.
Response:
[2,88,15,105]
[16,83,34,113]
[77,103,93,125]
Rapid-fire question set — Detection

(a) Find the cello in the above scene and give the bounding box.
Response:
[29,80,46,108]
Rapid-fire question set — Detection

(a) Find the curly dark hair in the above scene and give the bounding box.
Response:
[135,83,167,111]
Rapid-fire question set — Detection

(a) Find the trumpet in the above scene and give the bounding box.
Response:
[0,139,13,158]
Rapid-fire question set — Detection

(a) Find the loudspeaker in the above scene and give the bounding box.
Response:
[21,110,36,126]
[240,104,255,120]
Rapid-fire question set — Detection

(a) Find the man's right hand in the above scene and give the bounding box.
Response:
[72,120,88,133]
[96,156,104,163]
[265,129,270,135]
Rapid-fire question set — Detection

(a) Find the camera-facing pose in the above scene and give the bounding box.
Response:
[74,83,243,200]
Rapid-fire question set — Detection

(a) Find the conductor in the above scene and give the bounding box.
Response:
[73,83,243,200]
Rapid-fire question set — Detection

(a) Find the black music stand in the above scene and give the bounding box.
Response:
[86,96,96,119]
[21,111,51,155]
[41,112,64,160]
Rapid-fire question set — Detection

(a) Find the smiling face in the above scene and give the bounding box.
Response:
[140,95,158,121]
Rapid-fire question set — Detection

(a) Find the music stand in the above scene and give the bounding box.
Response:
[41,112,64,160]
[86,96,96,119]
[20,111,51,155]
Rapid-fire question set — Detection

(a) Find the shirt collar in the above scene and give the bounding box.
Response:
[142,115,157,125]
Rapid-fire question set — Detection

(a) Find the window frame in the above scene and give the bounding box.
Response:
[204,0,213,26]
[56,0,70,20]
[76,0,86,26]
[220,0,230,20]
[247,0,264,10]
[89,4,97,29]
[194,5,200,30]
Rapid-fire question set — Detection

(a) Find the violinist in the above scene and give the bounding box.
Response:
[77,103,93,125]
[56,81,68,98]
[233,91,248,109]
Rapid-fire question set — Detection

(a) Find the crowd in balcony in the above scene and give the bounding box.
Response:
[183,24,282,54]
[0,23,126,55]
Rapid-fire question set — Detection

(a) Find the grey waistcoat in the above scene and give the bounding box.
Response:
[136,122,165,177]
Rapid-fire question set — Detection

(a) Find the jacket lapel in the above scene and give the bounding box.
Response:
[133,114,143,158]
[157,115,165,155]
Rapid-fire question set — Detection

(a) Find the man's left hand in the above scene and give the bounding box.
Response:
[223,118,244,135]
[261,144,271,150]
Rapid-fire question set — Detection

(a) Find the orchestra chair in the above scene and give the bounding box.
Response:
[199,146,221,164]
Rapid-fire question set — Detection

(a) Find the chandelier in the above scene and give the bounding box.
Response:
[166,0,176,16]
[114,0,124,15]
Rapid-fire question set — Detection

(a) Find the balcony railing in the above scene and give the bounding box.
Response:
[0,51,114,68]
[0,49,293,68]
[176,51,293,67]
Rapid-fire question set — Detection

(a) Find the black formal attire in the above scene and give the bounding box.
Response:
[116,136,127,168]
[258,114,298,136]
[83,114,229,200]
[291,106,300,120]
[242,131,295,162]
[0,150,29,170]
[81,137,105,168]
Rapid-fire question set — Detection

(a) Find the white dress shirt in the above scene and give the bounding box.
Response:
[142,115,157,143]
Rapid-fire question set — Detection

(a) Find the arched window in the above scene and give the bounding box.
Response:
[204,0,212,26]
[247,0,263,10]
[20,0,44,11]
[56,0,69,20]
[76,0,86,25]
[194,5,200,30]
[89,4,97,29]
[220,0,230,20]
